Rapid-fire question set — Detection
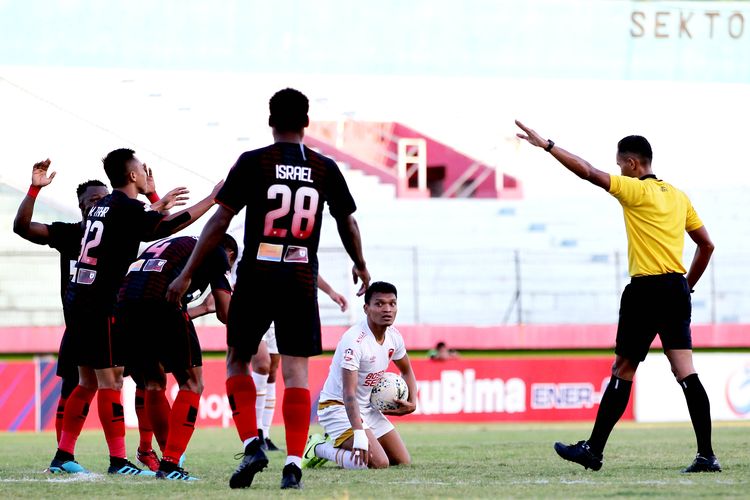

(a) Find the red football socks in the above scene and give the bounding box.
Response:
[145,389,171,452]
[58,385,96,454]
[55,394,68,444]
[282,387,311,458]
[226,375,258,442]
[134,388,154,452]
[163,390,200,463]
[97,388,126,459]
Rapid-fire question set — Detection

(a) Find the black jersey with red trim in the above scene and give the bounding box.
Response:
[215,142,356,282]
[46,221,84,302]
[118,236,231,305]
[64,190,166,311]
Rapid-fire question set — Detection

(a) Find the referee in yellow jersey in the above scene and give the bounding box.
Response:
[515,120,718,473]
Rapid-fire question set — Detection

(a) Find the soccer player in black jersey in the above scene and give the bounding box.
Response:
[13,159,184,455]
[13,159,108,444]
[167,88,371,490]
[116,234,238,481]
[49,148,222,476]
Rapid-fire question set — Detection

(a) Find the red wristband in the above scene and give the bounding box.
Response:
[146,192,160,203]
[27,185,41,199]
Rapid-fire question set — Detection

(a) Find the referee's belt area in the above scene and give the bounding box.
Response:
[257,242,309,263]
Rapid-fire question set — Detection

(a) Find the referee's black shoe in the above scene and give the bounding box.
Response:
[280,463,303,489]
[229,438,268,489]
[554,440,603,471]
[682,454,721,473]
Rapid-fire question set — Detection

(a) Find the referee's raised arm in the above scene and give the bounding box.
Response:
[515,120,610,191]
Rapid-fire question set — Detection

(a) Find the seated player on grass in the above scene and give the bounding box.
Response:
[302,281,417,470]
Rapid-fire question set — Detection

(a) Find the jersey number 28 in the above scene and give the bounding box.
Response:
[264,185,319,240]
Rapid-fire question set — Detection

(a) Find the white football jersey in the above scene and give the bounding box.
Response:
[319,319,407,409]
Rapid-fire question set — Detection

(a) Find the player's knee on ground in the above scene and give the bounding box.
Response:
[369,449,390,469]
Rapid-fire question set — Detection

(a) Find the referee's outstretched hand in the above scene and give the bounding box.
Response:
[514,120,548,149]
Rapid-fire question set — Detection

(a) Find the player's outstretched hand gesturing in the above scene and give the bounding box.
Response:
[152,186,190,212]
[31,159,56,187]
[352,264,371,297]
[382,399,417,417]
[514,120,548,149]
[166,273,191,306]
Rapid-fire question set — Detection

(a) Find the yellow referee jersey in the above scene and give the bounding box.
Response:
[609,174,703,277]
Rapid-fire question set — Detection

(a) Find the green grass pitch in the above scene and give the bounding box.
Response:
[0,422,748,498]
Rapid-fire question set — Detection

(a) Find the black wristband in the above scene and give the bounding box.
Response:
[544,139,555,152]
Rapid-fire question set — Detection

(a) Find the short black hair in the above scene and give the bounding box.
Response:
[269,88,309,133]
[102,148,136,188]
[76,179,107,199]
[222,233,238,256]
[364,281,398,304]
[617,135,652,164]
[436,342,446,349]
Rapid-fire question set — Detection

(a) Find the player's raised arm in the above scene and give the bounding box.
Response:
[166,204,233,305]
[149,180,223,240]
[13,159,56,244]
[515,120,611,191]
[383,354,418,416]
[341,368,368,467]
[335,214,370,296]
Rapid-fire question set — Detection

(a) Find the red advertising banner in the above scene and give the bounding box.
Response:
[151,357,630,428]
[2,356,631,432]
[0,361,37,431]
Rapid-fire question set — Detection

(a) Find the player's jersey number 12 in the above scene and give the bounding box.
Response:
[264,184,319,240]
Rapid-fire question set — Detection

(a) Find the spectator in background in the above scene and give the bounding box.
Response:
[428,342,459,361]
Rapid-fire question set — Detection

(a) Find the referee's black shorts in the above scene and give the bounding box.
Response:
[615,273,692,362]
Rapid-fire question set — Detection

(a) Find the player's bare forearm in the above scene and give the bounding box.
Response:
[514,119,610,190]
[13,195,50,244]
[342,369,364,430]
[212,289,231,324]
[186,207,232,278]
[336,215,366,269]
[685,226,715,289]
[394,355,418,407]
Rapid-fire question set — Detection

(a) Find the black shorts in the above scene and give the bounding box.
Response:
[116,300,202,375]
[62,306,121,369]
[615,273,692,362]
[56,327,79,382]
[227,266,321,358]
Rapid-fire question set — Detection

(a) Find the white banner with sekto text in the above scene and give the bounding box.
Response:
[634,353,750,422]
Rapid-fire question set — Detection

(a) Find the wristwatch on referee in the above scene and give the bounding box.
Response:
[544,139,555,152]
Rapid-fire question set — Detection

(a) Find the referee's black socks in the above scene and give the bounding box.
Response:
[587,376,633,455]
[679,373,714,457]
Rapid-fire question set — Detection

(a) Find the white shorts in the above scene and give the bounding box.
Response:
[317,402,394,447]
[261,324,278,355]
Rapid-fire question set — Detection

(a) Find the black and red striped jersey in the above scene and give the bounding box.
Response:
[118,236,231,305]
[46,221,84,302]
[65,190,166,311]
[215,142,356,286]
